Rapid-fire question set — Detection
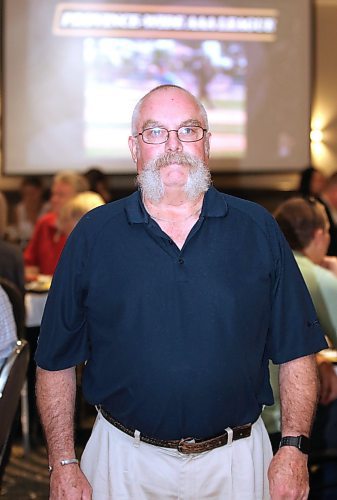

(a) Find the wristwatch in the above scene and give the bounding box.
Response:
[279,435,310,454]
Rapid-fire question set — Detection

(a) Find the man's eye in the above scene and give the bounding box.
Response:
[180,127,195,135]
[150,128,164,137]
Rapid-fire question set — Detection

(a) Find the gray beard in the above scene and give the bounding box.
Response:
[136,152,211,203]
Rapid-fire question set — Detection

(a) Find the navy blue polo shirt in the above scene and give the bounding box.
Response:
[36,187,327,440]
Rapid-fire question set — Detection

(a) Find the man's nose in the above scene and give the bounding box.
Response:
[165,130,183,152]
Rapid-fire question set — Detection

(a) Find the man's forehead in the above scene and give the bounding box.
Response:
[140,90,202,124]
[142,118,202,129]
[143,87,195,107]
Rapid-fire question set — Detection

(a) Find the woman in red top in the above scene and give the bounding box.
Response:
[24,171,89,276]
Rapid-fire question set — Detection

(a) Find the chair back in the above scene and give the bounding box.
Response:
[0,340,30,464]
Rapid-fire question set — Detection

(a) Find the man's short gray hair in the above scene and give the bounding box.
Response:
[131,85,209,136]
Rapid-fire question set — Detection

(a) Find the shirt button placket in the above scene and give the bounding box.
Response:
[176,255,187,282]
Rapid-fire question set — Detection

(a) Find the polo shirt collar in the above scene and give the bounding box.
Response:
[124,191,149,224]
[125,186,228,224]
[202,185,228,218]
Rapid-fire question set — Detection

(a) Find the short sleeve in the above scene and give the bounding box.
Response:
[35,221,90,370]
[266,220,327,364]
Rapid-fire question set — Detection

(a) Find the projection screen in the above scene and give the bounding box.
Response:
[2,0,312,175]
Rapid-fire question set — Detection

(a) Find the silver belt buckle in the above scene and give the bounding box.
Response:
[177,437,195,453]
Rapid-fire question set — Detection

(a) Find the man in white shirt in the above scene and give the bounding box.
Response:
[264,197,337,452]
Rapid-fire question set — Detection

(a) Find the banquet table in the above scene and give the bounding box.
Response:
[25,291,48,328]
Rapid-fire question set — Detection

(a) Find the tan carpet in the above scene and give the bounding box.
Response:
[1,444,49,499]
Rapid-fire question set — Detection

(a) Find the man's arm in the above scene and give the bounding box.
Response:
[36,366,92,499]
[268,354,319,500]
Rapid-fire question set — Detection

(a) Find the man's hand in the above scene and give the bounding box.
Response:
[268,446,309,499]
[49,464,92,500]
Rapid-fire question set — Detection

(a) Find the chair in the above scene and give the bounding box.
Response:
[0,340,30,469]
[0,277,25,338]
[0,277,30,454]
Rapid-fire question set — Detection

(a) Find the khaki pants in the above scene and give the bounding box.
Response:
[81,412,272,499]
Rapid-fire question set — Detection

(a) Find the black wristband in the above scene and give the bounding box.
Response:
[279,435,310,455]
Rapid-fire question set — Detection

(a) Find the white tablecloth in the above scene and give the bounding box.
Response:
[25,292,48,328]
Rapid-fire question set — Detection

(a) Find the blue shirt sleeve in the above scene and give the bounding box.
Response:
[266,217,327,364]
[35,219,90,370]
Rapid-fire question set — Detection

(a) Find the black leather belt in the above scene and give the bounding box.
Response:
[100,407,252,454]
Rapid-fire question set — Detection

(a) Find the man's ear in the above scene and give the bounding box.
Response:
[128,136,138,164]
[313,227,324,243]
[204,132,211,158]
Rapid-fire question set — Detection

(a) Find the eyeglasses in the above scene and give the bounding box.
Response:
[134,126,207,145]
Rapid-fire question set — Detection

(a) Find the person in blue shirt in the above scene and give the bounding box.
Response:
[36,85,327,500]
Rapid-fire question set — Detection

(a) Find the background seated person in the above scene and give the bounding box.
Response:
[0,283,18,486]
[12,176,49,250]
[84,167,113,203]
[0,192,25,296]
[24,171,89,278]
[298,166,327,200]
[0,284,18,369]
[298,167,337,257]
[274,197,337,347]
[263,197,337,452]
[321,171,337,226]
[319,171,337,256]
[58,191,105,237]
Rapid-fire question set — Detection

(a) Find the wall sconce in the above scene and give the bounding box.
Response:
[310,116,329,164]
[310,118,324,144]
[310,128,323,143]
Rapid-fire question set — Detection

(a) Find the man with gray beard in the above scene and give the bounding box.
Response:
[35,85,326,499]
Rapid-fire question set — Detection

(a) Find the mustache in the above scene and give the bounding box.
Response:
[148,152,200,171]
[137,151,211,202]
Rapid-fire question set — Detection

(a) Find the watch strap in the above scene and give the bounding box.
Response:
[279,435,310,454]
